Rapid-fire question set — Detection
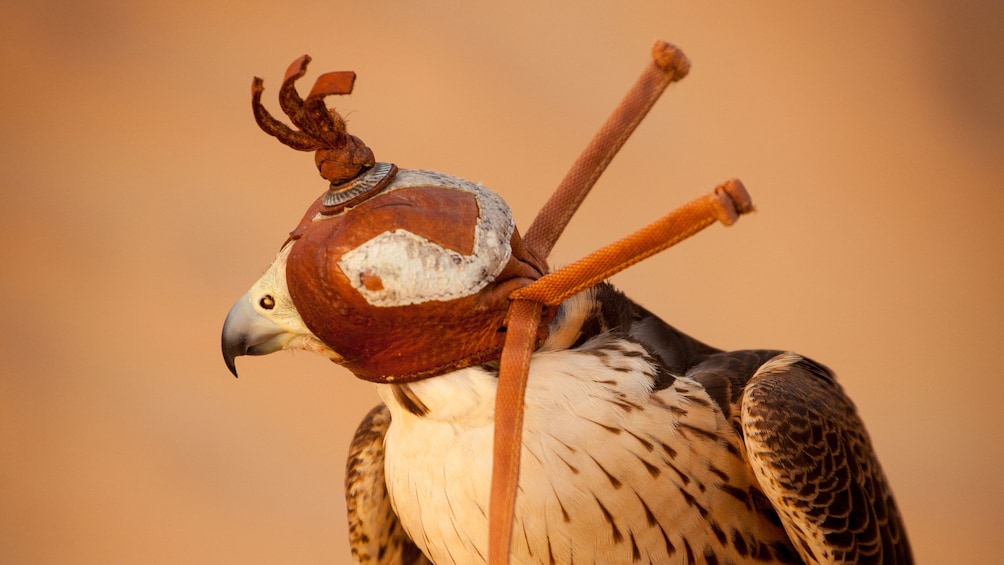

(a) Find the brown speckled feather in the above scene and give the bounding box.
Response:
[738,352,913,564]
[628,284,911,564]
[345,405,432,565]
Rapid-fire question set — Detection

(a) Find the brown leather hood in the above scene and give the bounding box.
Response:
[284,171,552,383]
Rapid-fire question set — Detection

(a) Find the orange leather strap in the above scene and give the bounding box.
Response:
[489,299,543,565]
[487,41,755,565]
[523,40,691,261]
[513,180,752,307]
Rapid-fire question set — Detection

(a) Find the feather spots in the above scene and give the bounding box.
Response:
[677,422,722,443]
[594,495,624,544]
[391,384,430,417]
[635,454,662,479]
[659,526,677,557]
[588,454,623,489]
[624,429,654,452]
[629,532,642,561]
[636,493,659,528]
[718,483,753,510]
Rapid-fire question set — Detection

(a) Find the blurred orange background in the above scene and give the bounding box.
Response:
[2,2,1002,563]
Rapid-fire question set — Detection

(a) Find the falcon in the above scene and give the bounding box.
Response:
[220,173,912,565]
[221,50,912,564]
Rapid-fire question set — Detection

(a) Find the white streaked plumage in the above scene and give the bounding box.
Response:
[368,288,791,564]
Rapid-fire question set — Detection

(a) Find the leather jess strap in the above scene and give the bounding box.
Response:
[487,41,756,565]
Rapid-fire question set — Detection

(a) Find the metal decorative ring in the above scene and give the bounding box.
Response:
[320,162,398,214]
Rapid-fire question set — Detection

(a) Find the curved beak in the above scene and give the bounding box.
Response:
[221,292,290,378]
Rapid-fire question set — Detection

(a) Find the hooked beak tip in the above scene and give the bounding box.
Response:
[224,352,240,378]
[221,332,244,378]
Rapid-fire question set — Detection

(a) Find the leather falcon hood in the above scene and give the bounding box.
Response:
[283,168,549,383]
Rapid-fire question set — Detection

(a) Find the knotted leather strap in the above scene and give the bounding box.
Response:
[488,41,755,565]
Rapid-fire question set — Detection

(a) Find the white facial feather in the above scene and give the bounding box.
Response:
[249,244,342,361]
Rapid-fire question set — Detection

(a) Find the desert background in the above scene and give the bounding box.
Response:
[2,2,1002,563]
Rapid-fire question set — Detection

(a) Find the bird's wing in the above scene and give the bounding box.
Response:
[739,352,912,564]
[345,404,433,565]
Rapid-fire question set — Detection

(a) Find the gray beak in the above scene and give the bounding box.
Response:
[221,292,289,378]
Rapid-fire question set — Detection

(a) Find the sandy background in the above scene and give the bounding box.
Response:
[2,2,1002,563]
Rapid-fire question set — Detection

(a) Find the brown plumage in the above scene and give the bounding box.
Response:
[340,283,912,564]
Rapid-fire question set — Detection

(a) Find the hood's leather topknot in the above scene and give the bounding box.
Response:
[251,55,381,208]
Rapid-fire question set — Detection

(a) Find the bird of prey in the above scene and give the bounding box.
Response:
[222,167,912,564]
[222,49,911,564]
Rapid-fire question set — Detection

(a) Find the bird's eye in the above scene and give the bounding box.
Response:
[259,295,276,310]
